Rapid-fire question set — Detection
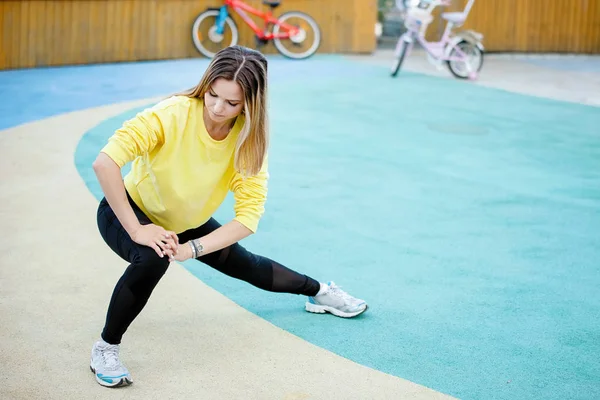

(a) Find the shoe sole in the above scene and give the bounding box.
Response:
[90,365,133,388]
[305,302,368,318]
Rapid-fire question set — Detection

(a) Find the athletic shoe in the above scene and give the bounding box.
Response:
[90,340,133,387]
[305,281,368,318]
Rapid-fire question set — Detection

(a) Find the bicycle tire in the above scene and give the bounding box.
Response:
[192,9,239,58]
[272,11,321,60]
[391,39,410,77]
[446,40,484,79]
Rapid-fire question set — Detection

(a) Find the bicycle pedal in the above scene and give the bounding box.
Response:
[254,36,268,47]
[426,54,444,70]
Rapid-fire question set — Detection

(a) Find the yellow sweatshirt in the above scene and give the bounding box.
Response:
[100,95,269,234]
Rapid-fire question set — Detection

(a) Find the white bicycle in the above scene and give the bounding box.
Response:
[391,0,485,79]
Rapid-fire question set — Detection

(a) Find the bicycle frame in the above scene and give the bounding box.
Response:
[404,28,469,64]
[216,0,299,40]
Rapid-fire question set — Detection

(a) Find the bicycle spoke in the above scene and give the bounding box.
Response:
[191,10,238,58]
[273,12,321,59]
[448,41,483,78]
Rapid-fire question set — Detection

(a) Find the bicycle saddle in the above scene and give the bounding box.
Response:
[262,0,281,7]
[441,12,466,25]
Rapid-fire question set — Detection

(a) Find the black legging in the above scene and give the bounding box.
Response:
[96,194,321,345]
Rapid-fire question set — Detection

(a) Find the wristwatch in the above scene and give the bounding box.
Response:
[190,239,204,258]
[193,239,204,255]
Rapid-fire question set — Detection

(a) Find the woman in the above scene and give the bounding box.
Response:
[90,45,367,388]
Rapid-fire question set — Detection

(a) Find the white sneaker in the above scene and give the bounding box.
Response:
[90,340,133,387]
[305,281,368,318]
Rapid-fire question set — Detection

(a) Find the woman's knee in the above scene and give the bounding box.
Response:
[132,246,171,277]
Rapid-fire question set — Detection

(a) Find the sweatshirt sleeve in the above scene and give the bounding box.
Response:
[229,155,269,233]
[100,103,170,168]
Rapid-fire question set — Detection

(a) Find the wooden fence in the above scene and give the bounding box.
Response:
[0,0,377,70]
[2,0,598,70]
[442,0,600,53]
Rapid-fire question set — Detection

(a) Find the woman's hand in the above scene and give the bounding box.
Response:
[172,242,194,262]
[130,224,179,259]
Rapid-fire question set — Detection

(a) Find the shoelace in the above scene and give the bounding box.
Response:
[101,344,121,369]
[329,284,358,304]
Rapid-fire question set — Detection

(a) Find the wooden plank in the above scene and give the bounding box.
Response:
[18,0,28,68]
[0,2,7,69]
[353,0,377,53]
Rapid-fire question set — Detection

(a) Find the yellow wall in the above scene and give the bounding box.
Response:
[0,0,377,70]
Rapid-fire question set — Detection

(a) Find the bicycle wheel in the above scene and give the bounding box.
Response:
[446,40,484,79]
[391,37,411,77]
[272,11,321,59]
[192,9,239,58]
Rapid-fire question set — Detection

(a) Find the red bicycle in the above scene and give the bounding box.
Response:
[192,0,321,59]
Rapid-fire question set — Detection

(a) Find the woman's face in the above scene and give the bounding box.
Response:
[204,78,244,123]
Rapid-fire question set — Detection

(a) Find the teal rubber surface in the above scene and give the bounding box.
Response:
[6,55,600,400]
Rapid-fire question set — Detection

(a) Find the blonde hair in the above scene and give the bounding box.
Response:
[177,45,268,177]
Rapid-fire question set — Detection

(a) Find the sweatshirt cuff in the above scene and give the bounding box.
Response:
[100,141,130,168]
[234,215,259,233]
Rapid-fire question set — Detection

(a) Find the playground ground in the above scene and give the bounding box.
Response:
[1,49,599,400]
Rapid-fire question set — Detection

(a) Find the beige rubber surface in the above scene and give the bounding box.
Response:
[0,99,455,400]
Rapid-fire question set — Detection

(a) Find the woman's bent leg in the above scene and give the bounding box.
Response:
[96,196,170,345]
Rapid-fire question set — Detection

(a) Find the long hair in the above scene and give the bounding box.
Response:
[177,45,268,177]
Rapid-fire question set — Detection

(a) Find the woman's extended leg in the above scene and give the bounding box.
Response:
[178,218,368,317]
[179,218,320,296]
